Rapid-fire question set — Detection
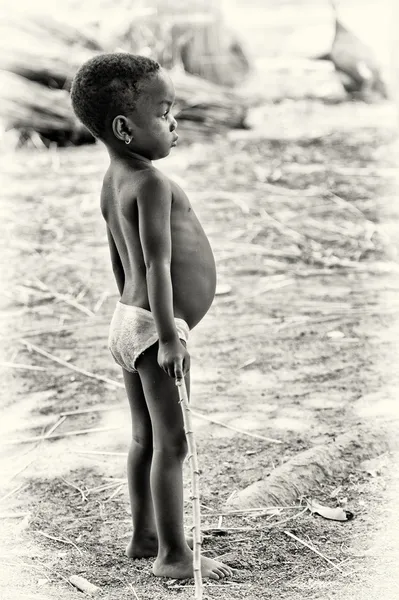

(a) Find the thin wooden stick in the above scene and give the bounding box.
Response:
[190,410,282,444]
[7,456,37,483]
[37,531,83,556]
[176,377,203,600]
[0,361,46,371]
[105,483,125,503]
[0,483,30,503]
[3,426,121,445]
[60,406,120,417]
[72,450,127,457]
[44,416,67,439]
[128,583,141,600]
[32,278,96,317]
[60,477,88,502]
[20,340,125,388]
[284,530,344,572]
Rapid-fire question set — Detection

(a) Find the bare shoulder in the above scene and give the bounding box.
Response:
[136,167,172,200]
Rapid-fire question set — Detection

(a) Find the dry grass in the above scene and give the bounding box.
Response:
[1,100,399,600]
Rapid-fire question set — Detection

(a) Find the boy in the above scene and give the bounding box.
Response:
[71,53,233,581]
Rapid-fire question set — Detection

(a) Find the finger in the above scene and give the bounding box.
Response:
[174,360,184,382]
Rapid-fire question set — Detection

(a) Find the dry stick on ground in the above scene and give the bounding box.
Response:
[30,279,97,317]
[176,377,203,600]
[7,456,37,484]
[0,483,30,503]
[284,530,344,573]
[0,361,46,371]
[190,410,282,444]
[21,341,277,443]
[128,583,141,600]
[20,339,125,388]
[60,477,88,502]
[73,450,128,457]
[3,425,121,445]
[60,406,121,417]
[37,531,83,556]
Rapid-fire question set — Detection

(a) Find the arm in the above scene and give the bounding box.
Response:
[136,173,178,344]
[106,227,125,296]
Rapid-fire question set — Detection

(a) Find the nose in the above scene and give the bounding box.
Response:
[170,115,177,131]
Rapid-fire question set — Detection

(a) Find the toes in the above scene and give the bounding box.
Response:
[208,570,220,581]
[213,568,226,579]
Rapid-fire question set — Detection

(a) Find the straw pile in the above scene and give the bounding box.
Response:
[0,5,251,146]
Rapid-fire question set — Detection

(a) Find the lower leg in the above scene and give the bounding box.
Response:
[150,445,189,558]
[126,438,158,558]
[122,368,157,558]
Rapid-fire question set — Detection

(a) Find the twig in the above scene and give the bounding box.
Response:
[269,506,309,527]
[6,319,105,341]
[20,340,125,388]
[284,530,344,572]
[0,483,30,503]
[202,526,254,533]
[60,405,120,417]
[211,506,300,516]
[44,416,67,439]
[0,361,46,371]
[176,378,203,600]
[0,512,30,519]
[105,483,126,502]
[32,278,96,317]
[72,450,127,457]
[7,456,37,484]
[93,290,109,313]
[87,481,126,494]
[37,531,83,556]
[247,278,295,298]
[237,358,256,369]
[128,583,141,600]
[60,477,88,502]
[3,426,121,445]
[190,410,282,444]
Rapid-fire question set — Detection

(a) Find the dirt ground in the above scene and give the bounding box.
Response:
[1,96,399,600]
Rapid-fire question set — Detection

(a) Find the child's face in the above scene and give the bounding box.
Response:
[129,68,178,160]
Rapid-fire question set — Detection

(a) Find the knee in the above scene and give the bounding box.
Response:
[131,431,153,454]
[155,432,188,461]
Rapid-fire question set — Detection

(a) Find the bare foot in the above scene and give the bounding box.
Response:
[126,534,196,559]
[153,551,233,580]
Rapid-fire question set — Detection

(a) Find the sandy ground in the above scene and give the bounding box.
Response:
[1,1,399,598]
[1,98,399,600]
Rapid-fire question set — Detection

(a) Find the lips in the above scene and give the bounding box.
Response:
[171,135,179,146]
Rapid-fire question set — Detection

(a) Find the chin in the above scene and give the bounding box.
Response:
[155,148,172,160]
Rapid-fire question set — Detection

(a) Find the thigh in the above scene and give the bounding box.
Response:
[136,343,190,448]
[122,368,152,445]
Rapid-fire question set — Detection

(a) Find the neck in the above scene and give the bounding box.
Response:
[106,143,152,165]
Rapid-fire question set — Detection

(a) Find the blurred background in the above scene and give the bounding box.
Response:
[0,0,396,147]
[1,3,399,600]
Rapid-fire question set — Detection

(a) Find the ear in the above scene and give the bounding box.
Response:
[112,115,133,143]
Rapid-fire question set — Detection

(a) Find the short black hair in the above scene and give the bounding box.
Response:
[70,53,160,139]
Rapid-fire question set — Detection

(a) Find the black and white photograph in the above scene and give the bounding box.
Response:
[0,1,398,599]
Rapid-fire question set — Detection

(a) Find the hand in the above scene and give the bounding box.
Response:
[157,339,190,380]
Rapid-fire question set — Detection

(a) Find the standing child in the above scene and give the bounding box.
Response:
[71,53,233,580]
